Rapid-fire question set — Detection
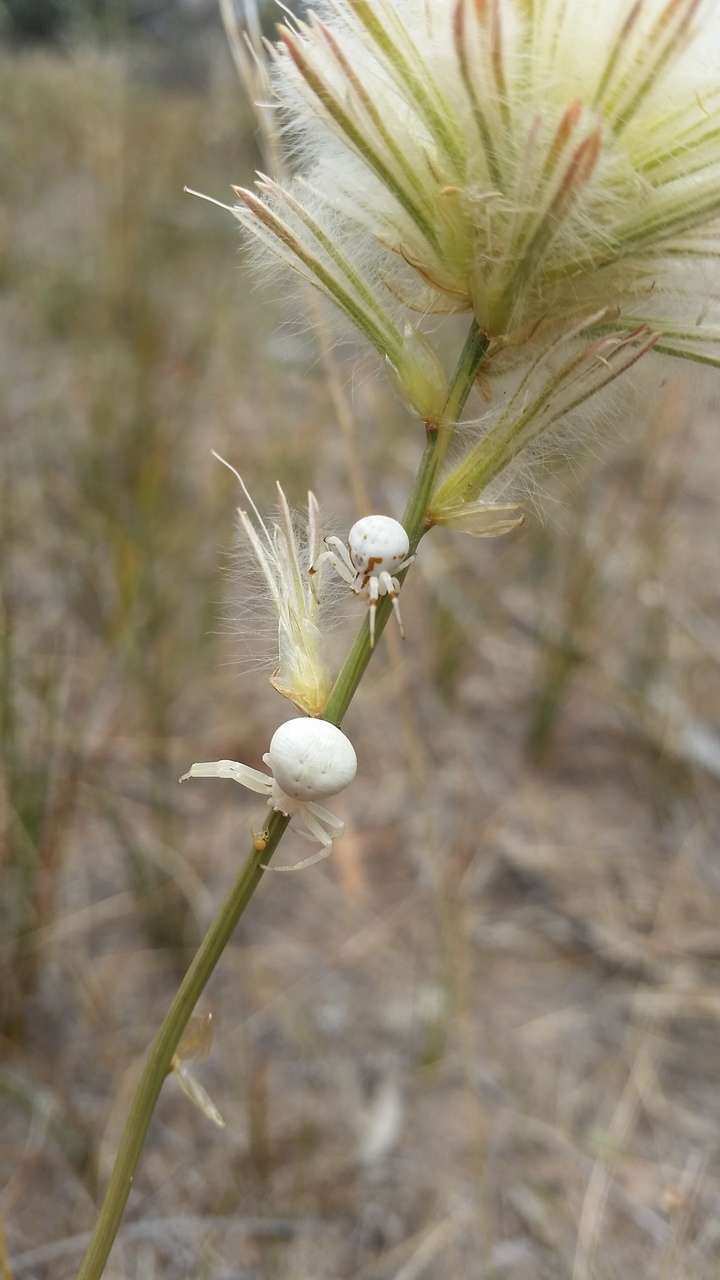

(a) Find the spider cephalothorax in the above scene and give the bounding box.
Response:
[311,515,415,647]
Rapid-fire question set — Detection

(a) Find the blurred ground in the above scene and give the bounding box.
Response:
[2,39,720,1280]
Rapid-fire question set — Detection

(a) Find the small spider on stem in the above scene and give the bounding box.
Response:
[180,717,357,871]
[310,515,415,647]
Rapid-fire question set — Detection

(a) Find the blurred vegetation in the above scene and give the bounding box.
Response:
[2,0,211,44]
[0,46,259,1029]
[2,36,720,1280]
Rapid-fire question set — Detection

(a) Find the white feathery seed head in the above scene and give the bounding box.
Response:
[430,303,662,512]
[212,451,334,717]
[232,0,720,419]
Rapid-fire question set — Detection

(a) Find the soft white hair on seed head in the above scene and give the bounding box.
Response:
[211,451,341,718]
[222,0,720,511]
[234,0,719,370]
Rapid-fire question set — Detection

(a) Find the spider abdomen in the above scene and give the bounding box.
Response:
[267,717,357,801]
[348,515,410,577]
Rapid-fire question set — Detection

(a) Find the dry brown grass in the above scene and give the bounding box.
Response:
[2,43,720,1280]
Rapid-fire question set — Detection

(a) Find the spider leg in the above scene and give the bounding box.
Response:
[324,536,357,577]
[309,547,356,587]
[396,553,416,572]
[295,808,336,846]
[367,574,380,648]
[263,808,335,872]
[179,760,272,795]
[262,846,332,873]
[305,800,344,832]
[380,571,405,640]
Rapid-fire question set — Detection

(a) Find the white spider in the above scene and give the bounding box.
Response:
[311,515,415,647]
[180,717,357,872]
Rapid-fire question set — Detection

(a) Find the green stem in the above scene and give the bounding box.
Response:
[75,811,289,1280]
[325,320,489,725]
[74,319,487,1280]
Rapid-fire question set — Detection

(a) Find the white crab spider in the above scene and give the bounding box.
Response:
[311,515,415,647]
[180,717,357,872]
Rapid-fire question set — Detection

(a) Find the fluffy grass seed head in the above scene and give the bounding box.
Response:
[213,452,334,717]
[233,0,720,420]
[429,305,661,516]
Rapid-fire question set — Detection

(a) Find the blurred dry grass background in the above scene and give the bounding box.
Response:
[2,26,720,1280]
